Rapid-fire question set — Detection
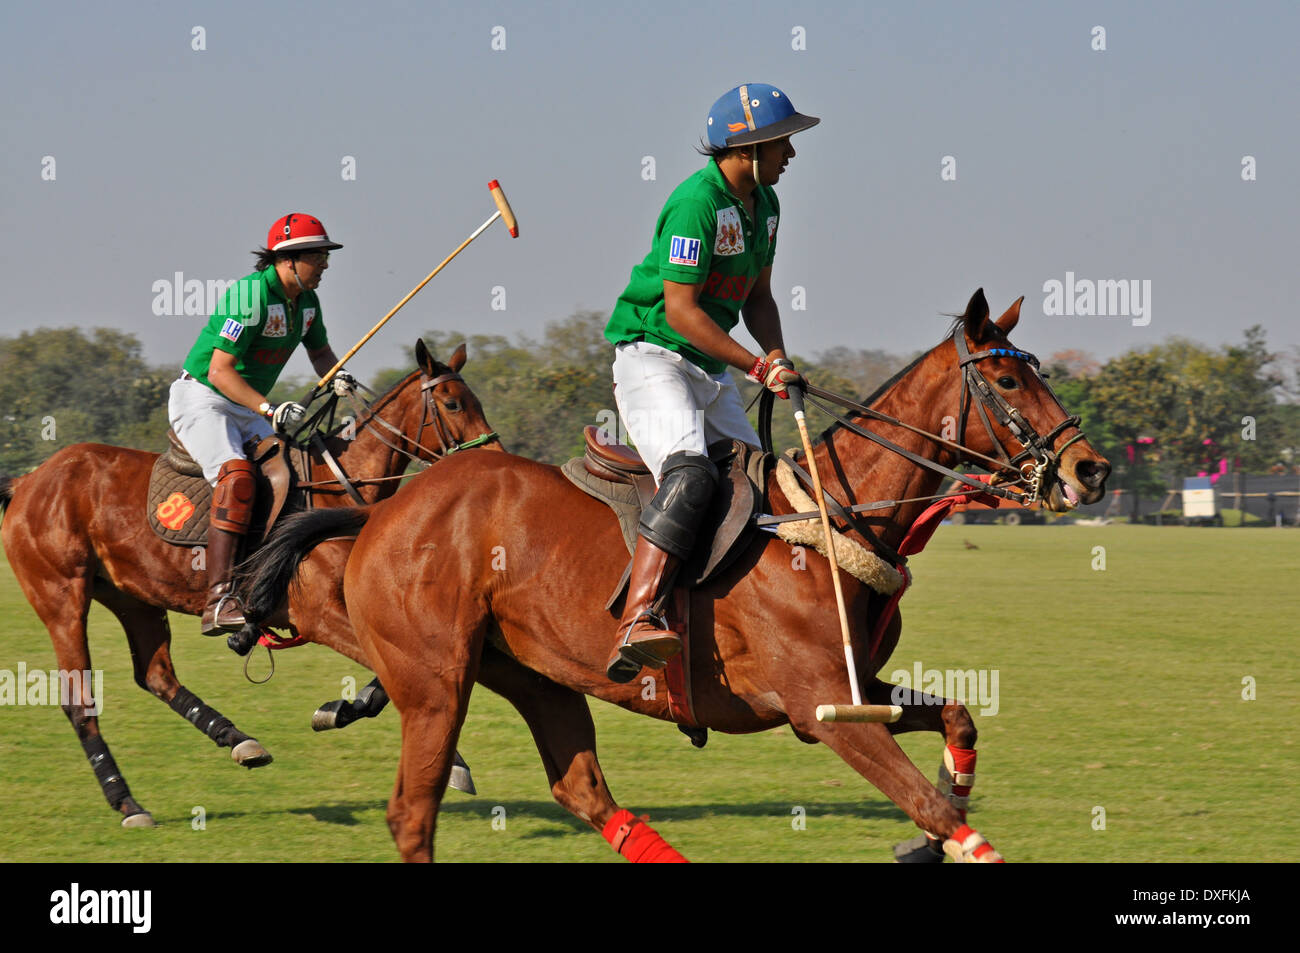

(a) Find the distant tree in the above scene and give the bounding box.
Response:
[0,328,171,472]
[1084,327,1286,512]
[1045,348,1101,379]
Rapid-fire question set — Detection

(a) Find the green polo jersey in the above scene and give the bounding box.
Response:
[181,266,328,397]
[605,160,780,374]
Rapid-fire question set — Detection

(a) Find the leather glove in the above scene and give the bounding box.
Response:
[748,356,804,400]
[331,370,358,396]
[271,401,307,434]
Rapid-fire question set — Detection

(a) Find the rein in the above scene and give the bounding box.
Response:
[768,326,1089,562]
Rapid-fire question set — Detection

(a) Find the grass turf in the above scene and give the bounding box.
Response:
[0,524,1294,862]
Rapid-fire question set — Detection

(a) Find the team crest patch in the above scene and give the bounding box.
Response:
[767,215,778,242]
[715,207,744,256]
[668,236,702,267]
[264,303,287,337]
[219,318,243,343]
[303,307,317,332]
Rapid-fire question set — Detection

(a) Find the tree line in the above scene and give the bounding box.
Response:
[2,316,1297,498]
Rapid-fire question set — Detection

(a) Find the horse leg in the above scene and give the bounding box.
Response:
[864,677,981,863]
[366,619,484,863]
[294,539,478,793]
[97,586,272,768]
[477,648,687,862]
[789,693,1002,863]
[12,566,154,826]
[312,676,388,730]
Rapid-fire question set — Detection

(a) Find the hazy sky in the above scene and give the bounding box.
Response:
[3,0,1295,384]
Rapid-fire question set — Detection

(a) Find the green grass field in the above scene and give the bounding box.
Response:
[1,524,1295,862]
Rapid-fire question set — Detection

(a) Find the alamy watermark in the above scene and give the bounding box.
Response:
[0,664,103,713]
[889,661,999,716]
[151,273,262,319]
[49,883,150,933]
[593,408,705,449]
[1043,272,1150,327]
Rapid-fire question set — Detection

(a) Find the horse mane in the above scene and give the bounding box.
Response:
[812,317,954,446]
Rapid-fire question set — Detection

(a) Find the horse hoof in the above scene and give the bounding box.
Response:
[312,700,345,732]
[449,752,477,796]
[121,811,156,829]
[231,738,273,768]
[893,833,945,863]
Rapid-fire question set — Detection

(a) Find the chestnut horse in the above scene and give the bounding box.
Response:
[0,339,498,827]
[243,291,1110,861]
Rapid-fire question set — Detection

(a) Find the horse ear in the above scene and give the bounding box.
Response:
[415,338,434,373]
[962,288,990,341]
[449,343,467,372]
[994,296,1024,334]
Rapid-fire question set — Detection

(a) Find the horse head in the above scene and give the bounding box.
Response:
[409,338,502,458]
[949,288,1109,510]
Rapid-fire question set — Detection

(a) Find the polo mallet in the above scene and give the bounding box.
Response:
[786,383,902,726]
[312,180,519,393]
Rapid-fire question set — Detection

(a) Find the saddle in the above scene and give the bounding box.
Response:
[561,425,769,607]
[147,429,298,547]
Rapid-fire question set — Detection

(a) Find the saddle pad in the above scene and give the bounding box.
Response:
[560,458,642,555]
[146,437,296,548]
[148,455,213,546]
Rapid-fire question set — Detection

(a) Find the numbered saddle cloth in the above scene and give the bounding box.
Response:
[146,431,295,546]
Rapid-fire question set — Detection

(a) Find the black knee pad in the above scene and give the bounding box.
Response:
[639,452,719,558]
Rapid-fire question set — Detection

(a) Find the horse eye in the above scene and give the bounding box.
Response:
[443,400,462,413]
[996,376,1018,390]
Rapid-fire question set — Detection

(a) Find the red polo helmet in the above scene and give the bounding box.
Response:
[266,213,343,254]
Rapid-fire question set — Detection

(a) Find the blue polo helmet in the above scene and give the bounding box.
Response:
[706,84,819,149]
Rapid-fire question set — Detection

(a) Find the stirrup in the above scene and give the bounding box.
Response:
[202,591,247,636]
[608,612,680,679]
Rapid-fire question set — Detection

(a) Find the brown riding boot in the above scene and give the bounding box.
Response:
[201,458,256,636]
[201,527,248,635]
[605,536,683,683]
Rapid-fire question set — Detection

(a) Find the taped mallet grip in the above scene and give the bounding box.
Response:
[488,180,518,238]
[815,704,903,724]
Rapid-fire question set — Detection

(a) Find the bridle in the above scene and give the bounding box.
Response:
[953,329,1087,505]
[764,325,1090,564]
[289,369,499,503]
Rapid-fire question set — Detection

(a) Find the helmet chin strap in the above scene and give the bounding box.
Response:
[290,261,306,292]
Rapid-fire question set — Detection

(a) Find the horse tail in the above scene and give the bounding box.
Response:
[237,507,372,621]
[0,476,14,515]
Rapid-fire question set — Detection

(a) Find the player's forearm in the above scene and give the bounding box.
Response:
[208,365,269,415]
[309,348,342,379]
[665,306,760,372]
[741,294,786,359]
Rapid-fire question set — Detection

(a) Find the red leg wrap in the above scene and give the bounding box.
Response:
[946,744,977,819]
[602,809,688,863]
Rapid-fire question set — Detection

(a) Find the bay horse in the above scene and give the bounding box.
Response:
[0,339,498,827]
[243,291,1110,861]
